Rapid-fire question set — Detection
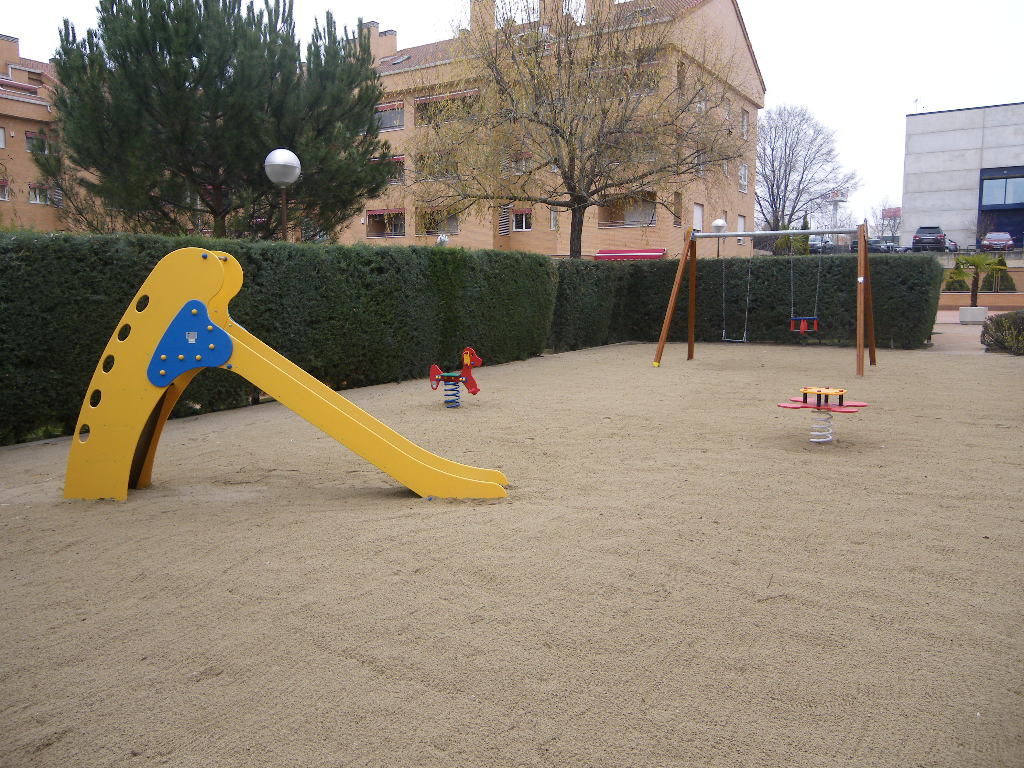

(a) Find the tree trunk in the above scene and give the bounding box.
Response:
[213,214,227,238]
[970,270,980,307]
[569,207,586,258]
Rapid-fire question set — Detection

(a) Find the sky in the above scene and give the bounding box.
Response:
[6,0,1024,222]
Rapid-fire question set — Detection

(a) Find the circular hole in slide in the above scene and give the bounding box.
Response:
[102,355,115,372]
[135,295,150,312]
[78,424,91,443]
[117,324,132,341]
[89,389,102,407]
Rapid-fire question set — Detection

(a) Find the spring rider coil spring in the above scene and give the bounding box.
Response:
[442,378,462,408]
[429,347,484,409]
[809,411,834,442]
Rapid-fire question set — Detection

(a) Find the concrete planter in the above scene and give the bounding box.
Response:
[959,306,988,325]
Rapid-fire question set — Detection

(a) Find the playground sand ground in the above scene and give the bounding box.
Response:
[2,325,1022,767]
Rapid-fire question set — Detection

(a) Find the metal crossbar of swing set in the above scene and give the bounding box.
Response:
[692,228,859,239]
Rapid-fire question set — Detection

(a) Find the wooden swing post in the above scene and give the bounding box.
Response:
[652,228,697,366]
[856,222,878,376]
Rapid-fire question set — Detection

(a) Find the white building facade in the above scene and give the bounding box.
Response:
[902,102,1024,250]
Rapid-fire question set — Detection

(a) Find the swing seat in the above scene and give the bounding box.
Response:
[789,316,819,334]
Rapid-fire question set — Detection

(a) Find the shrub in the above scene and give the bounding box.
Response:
[980,310,1024,355]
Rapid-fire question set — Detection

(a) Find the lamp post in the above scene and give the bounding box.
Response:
[712,218,726,258]
[264,148,301,241]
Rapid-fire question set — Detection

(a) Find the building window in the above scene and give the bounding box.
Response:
[738,164,749,193]
[507,0,539,21]
[25,131,49,154]
[599,192,656,228]
[503,151,532,176]
[28,184,50,204]
[365,209,405,237]
[414,100,445,125]
[0,179,8,201]
[376,103,404,131]
[696,150,708,177]
[630,70,658,98]
[389,156,405,184]
[498,204,511,236]
[416,152,457,180]
[737,214,746,244]
[1008,178,1024,204]
[0,129,5,149]
[722,159,730,177]
[693,202,704,232]
[549,207,559,231]
[416,209,459,235]
[981,176,1024,206]
[513,209,532,232]
[741,109,750,139]
[413,90,479,125]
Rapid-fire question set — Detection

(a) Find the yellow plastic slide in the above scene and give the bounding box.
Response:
[64,248,508,501]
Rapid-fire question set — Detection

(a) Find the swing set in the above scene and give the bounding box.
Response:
[652,223,877,375]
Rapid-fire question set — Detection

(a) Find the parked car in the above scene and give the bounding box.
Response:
[912,226,947,251]
[980,231,1014,251]
[808,235,835,253]
[850,238,891,253]
[894,245,913,253]
[946,239,959,253]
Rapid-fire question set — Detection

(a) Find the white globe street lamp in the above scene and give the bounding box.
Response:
[264,148,301,241]
[712,218,727,257]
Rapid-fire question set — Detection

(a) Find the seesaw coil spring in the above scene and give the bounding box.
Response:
[443,379,461,408]
[809,411,834,443]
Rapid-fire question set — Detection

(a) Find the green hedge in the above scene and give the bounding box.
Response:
[0,234,556,444]
[1,234,940,445]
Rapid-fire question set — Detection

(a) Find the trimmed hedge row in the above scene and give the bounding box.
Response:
[548,253,944,351]
[1,234,941,445]
[0,234,557,444]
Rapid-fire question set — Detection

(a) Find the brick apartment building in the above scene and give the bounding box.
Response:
[0,34,61,232]
[337,0,765,257]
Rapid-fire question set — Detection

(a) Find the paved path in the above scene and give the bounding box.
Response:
[929,310,989,354]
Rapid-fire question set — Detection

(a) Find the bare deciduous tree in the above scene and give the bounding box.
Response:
[868,199,901,240]
[410,0,747,257]
[755,104,858,232]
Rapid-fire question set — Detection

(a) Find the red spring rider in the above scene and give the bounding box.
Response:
[429,347,483,408]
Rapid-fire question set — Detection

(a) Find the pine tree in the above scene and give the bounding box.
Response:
[38,0,395,238]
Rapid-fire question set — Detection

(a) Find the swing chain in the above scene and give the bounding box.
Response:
[790,246,825,330]
[722,255,753,343]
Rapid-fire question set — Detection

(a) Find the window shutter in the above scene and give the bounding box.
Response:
[498,204,511,236]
